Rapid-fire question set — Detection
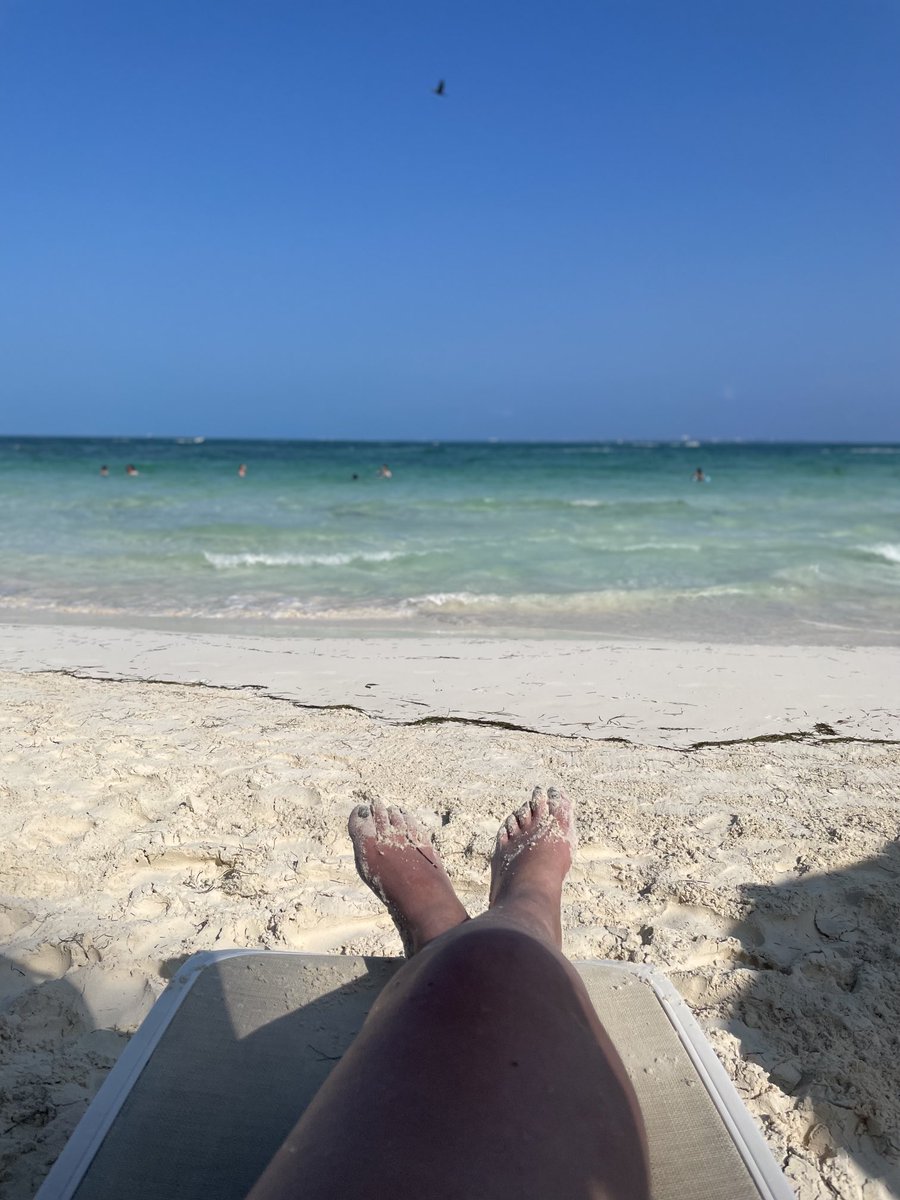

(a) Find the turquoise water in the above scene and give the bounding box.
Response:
[1,438,899,643]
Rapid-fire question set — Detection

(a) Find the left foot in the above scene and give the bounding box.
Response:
[349,799,469,956]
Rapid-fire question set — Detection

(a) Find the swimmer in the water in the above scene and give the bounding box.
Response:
[125,464,139,477]
[238,463,247,478]
[379,463,393,479]
[99,465,109,477]
[692,467,706,483]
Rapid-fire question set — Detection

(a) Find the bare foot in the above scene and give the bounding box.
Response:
[489,786,576,948]
[349,799,469,956]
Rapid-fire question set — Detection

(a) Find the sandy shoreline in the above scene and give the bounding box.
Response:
[1,621,899,747]
[1,625,899,1198]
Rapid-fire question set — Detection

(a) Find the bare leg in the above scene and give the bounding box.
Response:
[249,789,649,1200]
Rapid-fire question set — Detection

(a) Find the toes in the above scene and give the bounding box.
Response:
[530,786,549,821]
[388,805,420,839]
[497,789,562,844]
[348,803,376,843]
[547,787,574,831]
[371,797,390,836]
[547,786,568,813]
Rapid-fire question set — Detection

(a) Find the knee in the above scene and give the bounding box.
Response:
[403,923,575,1019]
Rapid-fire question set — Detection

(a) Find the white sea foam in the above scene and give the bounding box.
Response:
[567,498,688,511]
[689,585,752,598]
[403,592,503,609]
[862,543,900,565]
[621,542,701,552]
[399,585,752,616]
[203,549,412,569]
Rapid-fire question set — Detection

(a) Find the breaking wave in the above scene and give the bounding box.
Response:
[204,549,418,569]
[861,543,900,566]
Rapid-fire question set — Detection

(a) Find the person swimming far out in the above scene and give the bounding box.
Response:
[692,466,707,483]
[125,463,139,476]
[238,463,247,478]
[378,463,392,478]
[99,465,109,477]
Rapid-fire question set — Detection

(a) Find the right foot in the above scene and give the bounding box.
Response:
[489,787,576,947]
[349,799,469,957]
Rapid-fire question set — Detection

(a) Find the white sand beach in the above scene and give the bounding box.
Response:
[1,623,899,1198]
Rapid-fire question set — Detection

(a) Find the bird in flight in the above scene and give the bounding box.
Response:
[433,79,445,96]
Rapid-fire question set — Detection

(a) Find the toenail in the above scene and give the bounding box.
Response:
[547,787,559,799]
[357,805,370,818]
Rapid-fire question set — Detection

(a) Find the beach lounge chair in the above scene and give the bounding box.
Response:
[36,951,793,1200]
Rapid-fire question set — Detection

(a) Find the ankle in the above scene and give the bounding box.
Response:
[491,875,562,912]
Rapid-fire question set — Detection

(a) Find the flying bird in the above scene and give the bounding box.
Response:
[433,79,445,96]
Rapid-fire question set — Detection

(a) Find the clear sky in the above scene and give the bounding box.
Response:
[1,0,897,441]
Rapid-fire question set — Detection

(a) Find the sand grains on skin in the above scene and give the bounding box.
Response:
[488,786,577,948]
[493,786,577,867]
[348,798,468,956]
[494,787,578,883]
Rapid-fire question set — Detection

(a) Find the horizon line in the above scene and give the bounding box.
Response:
[1,434,899,447]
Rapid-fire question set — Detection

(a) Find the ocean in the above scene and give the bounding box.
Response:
[1,438,898,643]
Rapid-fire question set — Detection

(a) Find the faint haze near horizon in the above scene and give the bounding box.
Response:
[0,0,897,441]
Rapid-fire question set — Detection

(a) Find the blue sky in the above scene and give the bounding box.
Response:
[0,0,897,440]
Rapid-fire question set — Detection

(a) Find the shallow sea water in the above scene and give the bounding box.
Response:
[2,438,899,643]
